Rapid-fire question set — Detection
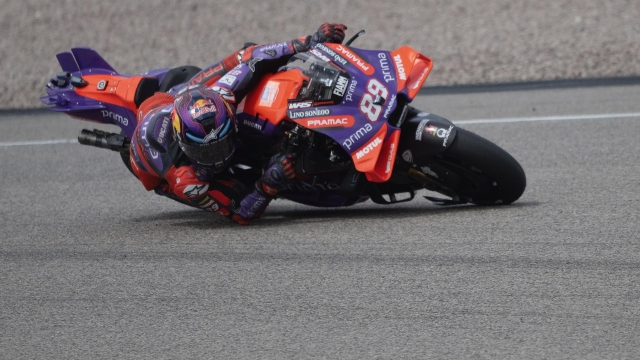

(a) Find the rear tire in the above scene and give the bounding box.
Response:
[434,128,526,205]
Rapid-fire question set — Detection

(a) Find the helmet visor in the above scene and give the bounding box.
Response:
[178,131,236,167]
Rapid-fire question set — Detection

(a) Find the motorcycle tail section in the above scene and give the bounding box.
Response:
[40,48,159,138]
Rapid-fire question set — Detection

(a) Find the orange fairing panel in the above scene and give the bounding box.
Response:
[351,123,387,173]
[390,46,433,99]
[74,74,145,113]
[367,129,401,183]
[240,70,305,126]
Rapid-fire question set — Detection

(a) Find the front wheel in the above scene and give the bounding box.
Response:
[428,127,526,205]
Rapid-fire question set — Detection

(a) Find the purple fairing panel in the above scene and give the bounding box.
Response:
[280,45,406,155]
[56,51,80,72]
[140,68,171,83]
[312,45,401,89]
[70,47,116,72]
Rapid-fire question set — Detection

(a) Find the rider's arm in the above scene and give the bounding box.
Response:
[184,43,255,89]
[185,38,309,91]
[157,153,295,225]
[205,39,310,104]
[207,23,347,104]
[187,23,347,91]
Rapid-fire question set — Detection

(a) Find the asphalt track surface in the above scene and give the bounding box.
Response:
[2,85,640,359]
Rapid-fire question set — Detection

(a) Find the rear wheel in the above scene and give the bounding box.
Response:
[427,128,526,205]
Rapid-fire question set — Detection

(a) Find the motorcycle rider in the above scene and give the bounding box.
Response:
[129,23,348,224]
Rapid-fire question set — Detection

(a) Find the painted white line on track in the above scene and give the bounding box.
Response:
[453,112,640,125]
[1,112,639,147]
[0,139,76,147]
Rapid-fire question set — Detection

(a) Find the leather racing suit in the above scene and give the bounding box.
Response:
[128,34,321,225]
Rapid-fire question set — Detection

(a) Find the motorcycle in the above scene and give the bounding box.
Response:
[41,32,526,209]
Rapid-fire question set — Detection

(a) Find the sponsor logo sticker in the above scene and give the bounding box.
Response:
[101,110,129,126]
[383,94,397,119]
[335,45,374,74]
[189,99,217,119]
[378,53,395,83]
[342,123,373,150]
[442,125,454,147]
[333,76,349,97]
[394,54,407,80]
[288,108,332,119]
[259,42,287,51]
[183,184,209,197]
[288,101,313,110]
[409,67,429,90]
[295,116,355,129]
[345,79,358,102]
[157,116,170,143]
[315,43,348,66]
[242,119,263,131]
[309,49,331,62]
[356,137,382,159]
[385,143,396,174]
[259,81,279,106]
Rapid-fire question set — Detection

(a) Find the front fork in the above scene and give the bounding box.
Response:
[394,109,464,203]
[397,109,458,164]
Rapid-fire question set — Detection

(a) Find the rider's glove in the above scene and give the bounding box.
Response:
[256,153,296,197]
[311,23,348,44]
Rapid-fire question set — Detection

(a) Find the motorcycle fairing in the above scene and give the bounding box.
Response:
[56,51,80,73]
[317,43,376,75]
[41,47,171,138]
[239,48,410,182]
[42,73,144,136]
[368,128,401,183]
[238,69,305,125]
[350,123,387,172]
[70,47,117,73]
[390,46,433,100]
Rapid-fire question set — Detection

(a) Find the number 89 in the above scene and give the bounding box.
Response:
[359,79,389,122]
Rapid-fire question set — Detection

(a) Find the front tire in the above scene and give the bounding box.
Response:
[432,128,526,205]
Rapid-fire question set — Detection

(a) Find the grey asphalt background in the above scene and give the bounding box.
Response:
[1,85,640,358]
[3,0,640,109]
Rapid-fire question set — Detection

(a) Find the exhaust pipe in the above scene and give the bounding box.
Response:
[78,129,130,152]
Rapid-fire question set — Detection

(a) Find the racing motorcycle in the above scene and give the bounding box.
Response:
[41,32,526,209]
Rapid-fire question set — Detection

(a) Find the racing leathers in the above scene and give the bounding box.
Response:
[129,24,346,224]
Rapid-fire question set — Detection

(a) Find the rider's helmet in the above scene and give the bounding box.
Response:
[171,85,237,172]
